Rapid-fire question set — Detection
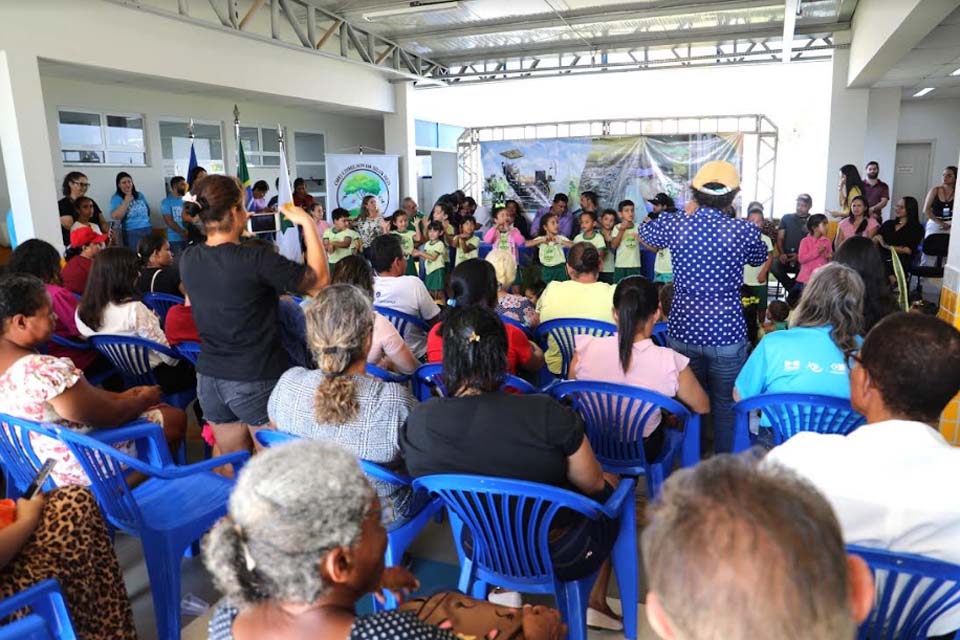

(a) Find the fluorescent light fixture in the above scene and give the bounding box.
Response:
[363,1,461,21]
[951,67,960,77]
[912,87,935,97]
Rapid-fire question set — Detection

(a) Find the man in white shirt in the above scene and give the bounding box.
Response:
[642,454,875,640]
[370,234,440,359]
[768,312,960,637]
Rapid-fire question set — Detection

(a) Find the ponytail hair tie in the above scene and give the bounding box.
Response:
[447,298,457,308]
[468,331,481,344]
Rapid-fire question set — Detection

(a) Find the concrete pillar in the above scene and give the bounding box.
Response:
[0,50,60,248]
[863,87,901,220]
[938,148,960,444]
[823,44,870,213]
[384,81,418,200]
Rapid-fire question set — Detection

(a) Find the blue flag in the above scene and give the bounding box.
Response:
[187,141,198,187]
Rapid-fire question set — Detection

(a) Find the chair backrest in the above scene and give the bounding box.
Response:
[413,474,601,583]
[0,415,57,496]
[141,293,184,327]
[0,579,78,640]
[850,545,960,640]
[49,335,91,351]
[14,421,145,532]
[365,363,411,385]
[175,341,201,365]
[500,314,534,340]
[374,305,431,343]
[733,393,866,449]
[255,430,298,449]
[534,318,617,379]
[921,233,950,259]
[549,380,693,475]
[651,321,669,347]
[88,335,182,387]
[412,363,537,402]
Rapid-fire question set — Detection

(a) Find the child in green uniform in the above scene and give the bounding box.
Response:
[610,199,642,283]
[322,207,360,272]
[527,212,572,283]
[597,209,618,284]
[415,221,448,303]
[455,215,480,266]
[390,209,421,276]
[574,211,608,271]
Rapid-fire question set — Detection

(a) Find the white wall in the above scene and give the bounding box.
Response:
[863,87,902,217]
[898,98,960,178]
[38,76,384,227]
[411,60,834,216]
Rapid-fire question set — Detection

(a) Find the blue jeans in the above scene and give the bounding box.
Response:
[123,227,153,250]
[668,337,748,454]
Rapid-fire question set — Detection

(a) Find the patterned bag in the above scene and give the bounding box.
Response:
[400,591,526,640]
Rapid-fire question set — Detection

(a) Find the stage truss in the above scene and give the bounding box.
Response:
[458,114,779,216]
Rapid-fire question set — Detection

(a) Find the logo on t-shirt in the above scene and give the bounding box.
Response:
[784,360,800,372]
[829,362,847,375]
[806,362,823,374]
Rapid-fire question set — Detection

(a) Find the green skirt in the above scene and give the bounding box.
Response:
[614,267,643,283]
[541,263,569,284]
[599,271,615,284]
[405,257,419,276]
[425,268,446,292]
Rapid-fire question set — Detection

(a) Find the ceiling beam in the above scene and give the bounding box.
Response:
[431,19,847,65]
[384,0,779,43]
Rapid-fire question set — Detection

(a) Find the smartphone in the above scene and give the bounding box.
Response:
[23,459,56,500]
[247,212,280,235]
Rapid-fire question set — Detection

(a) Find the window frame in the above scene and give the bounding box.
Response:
[157,117,226,177]
[58,107,148,167]
[239,124,286,168]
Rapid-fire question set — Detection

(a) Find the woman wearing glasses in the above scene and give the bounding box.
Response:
[58,172,105,247]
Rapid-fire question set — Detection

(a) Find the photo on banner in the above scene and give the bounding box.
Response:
[325,154,400,220]
[479,134,743,221]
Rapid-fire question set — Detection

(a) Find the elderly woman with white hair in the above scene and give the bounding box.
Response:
[204,440,567,640]
[267,284,418,523]
[485,248,539,328]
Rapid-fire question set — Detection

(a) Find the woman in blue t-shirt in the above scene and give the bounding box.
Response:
[734,263,865,440]
[109,171,153,249]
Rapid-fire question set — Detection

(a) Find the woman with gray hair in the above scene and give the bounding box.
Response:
[486,248,539,328]
[734,263,866,438]
[266,284,419,523]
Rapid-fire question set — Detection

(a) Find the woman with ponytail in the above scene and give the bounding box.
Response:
[568,276,709,459]
[267,284,419,524]
[135,229,183,296]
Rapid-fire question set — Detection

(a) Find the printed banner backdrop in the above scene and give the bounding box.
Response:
[325,154,400,219]
[480,134,742,219]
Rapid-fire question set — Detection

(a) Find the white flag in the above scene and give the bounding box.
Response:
[276,135,303,262]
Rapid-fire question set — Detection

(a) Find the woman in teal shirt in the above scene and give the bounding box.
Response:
[109,171,153,249]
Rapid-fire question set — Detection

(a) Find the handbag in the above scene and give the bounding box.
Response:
[399,591,526,640]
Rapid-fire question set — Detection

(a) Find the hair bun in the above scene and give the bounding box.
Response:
[196,195,210,211]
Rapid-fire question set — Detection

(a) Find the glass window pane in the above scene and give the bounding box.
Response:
[106,151,146,165]
[261,155,280,167]
[239,127,260,153]
[294,132,325,162]
[58,111,102,147]
[62,150,104,164]
[261,128,281,153]
[106,115,145,149]
[195,123,223,160]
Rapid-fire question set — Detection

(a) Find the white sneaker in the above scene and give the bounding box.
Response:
[587,607,624,631]
[487,588,522,608]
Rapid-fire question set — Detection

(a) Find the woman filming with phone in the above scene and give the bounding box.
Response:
[180,175,329,458]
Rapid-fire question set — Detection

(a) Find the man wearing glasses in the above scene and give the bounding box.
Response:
[58,171,105,247]
[768,313,960,638]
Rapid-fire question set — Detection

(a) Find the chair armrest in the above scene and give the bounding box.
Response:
[147,450,250,479]
[598,478,636,519]
[360,459,412,486]
[88,420,173,467]
[680,414,701,467]
[0,579,73,635]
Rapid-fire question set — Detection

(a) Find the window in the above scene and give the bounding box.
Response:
[159,119,225,177]
[294,131,326,205]
[239,126,284,167]
[58,109,146,166]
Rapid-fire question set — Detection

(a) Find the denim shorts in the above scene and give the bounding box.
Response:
[197,374,276,426]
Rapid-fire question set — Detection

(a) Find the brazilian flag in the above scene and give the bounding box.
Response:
[237,139,252,203]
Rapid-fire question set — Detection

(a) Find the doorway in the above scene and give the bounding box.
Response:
[892,143,932,213]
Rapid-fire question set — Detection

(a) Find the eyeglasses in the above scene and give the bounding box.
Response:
[843,349,862,372]
[72,181,91,188]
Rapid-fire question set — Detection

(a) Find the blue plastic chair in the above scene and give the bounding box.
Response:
[0,415,60,500]
[42,335,116,387]
[414,474,639,640]
[549,381,701,497]
[88,335,196,410]
[500,314,535,340]
[365,363,412,385]
[412,363,538,402]
[0,579,77,640]
[10,417,247,640]
[141,293,184,328]
[534,318,617,380]
[174,341,200,366]
[254,431,442,611]
[850,545,960,640]
[651,321,669,347]
[732,393,866,452]
[374,306,431,345]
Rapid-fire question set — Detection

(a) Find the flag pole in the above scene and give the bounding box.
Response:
[233,105,240,171]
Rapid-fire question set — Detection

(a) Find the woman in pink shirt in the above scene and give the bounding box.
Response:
[835,195,879,248]
[482,206,526,263]
[569,276,709,459]
[796,213,833,290]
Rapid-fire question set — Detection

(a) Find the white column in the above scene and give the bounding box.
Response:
[863,87,902,220]
[384,81,418,200]
[0,50,60,248]
[823,44,870,212]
